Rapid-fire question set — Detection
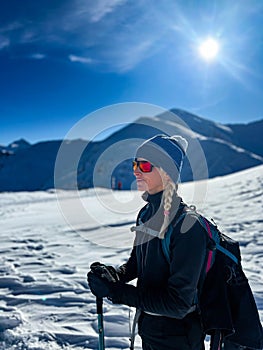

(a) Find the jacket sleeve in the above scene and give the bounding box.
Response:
[116,246,138,283]
[110,215,207,319]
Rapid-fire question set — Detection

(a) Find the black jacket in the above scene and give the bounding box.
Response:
[111,191,208,319]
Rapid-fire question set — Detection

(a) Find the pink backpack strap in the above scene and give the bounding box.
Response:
[202,217,214,273]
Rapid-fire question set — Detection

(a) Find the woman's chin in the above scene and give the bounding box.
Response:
[136,181,148,192]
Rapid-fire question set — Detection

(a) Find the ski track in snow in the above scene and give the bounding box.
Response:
[0,165,262,349]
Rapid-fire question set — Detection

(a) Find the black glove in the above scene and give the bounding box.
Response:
[87,271,114,298]
[90,262,120,282]
[87,262,120,298]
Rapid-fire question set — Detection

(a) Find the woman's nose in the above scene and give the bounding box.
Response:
[134,168,142,176]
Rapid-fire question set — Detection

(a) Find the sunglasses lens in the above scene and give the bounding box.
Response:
[139,161,152,172]
[133,160,153,172]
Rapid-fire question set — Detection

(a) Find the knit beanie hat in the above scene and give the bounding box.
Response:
[135,134,188,183]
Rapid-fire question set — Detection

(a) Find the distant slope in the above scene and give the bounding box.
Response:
[227,119,263,157]
[0,140,89,191]
[0,141,61,191]
[0,110,262,191]
[169,108,234,143]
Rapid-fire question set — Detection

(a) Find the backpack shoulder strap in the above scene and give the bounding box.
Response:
[198,216,239,265]
[163,211,239,268]
[161,208,192,263]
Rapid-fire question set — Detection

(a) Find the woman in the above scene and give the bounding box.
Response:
[88,135,207,350]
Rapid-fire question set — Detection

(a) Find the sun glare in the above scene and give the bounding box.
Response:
[198,38,219,61]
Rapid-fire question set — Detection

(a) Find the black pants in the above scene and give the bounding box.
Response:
[138,311,205,350]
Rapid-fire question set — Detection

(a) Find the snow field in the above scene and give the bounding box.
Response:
[0,165,262,349]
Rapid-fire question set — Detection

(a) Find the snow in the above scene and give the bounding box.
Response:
[0,165,262,349]
[214,122,233,133]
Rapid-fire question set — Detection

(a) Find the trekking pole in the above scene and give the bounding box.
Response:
[96,297,105,350]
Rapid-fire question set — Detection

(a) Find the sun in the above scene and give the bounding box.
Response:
[198,38,219,61]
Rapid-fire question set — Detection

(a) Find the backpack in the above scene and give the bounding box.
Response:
[161,206,263,350]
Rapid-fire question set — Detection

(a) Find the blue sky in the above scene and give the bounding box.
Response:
[1,0,263,145]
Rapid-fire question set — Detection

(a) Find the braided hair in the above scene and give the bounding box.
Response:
[159,174,178,239]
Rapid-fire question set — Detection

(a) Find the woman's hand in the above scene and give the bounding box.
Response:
[87,262,120,298]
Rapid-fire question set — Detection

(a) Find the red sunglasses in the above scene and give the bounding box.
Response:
[132,159,154,173]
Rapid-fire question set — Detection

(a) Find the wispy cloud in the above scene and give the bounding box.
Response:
[84,0,126,23]
[1,0,261,76]
[0,1,171,70]
[0,36,10,50]
[0,21,23,33]
[0,1,175,71]
[105,39,157,72]
[69,54,93,64]
[30,53,46,60]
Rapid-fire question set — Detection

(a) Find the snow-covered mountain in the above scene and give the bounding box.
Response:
[0,110,262,191]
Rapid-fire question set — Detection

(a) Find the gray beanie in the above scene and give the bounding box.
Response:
[135,134,188,183]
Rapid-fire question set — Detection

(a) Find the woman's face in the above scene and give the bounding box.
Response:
[133,158,166,194]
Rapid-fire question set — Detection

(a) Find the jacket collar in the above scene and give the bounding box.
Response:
[142,190,163,204]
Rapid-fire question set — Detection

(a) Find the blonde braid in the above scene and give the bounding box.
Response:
[159,179,176,238]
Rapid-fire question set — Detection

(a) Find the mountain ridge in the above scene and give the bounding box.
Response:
[0,110,262,191]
